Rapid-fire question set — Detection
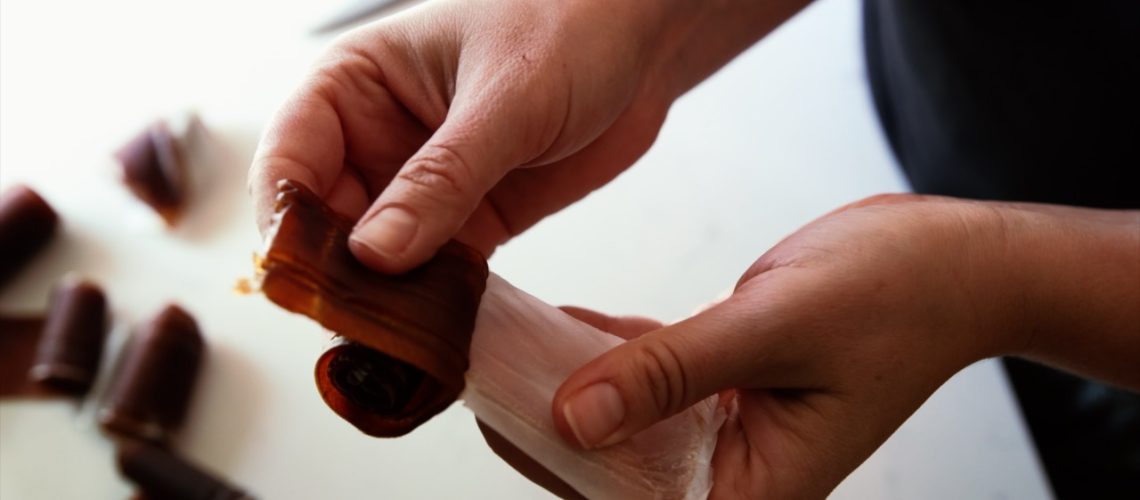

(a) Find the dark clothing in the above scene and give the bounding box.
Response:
[864,0,1139,209]
[862,0,1140,498]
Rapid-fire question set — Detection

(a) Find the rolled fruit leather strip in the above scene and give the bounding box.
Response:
[255,179,488,437]
[100,304,204,443]
[0,184,59,289]
[29,276,110,395]
[0,186,63,398]
[1,276,109,399]
[117,439,254,500]
[115,121,186,225]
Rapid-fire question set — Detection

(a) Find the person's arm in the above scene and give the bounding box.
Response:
[1001,204,1140,387]
[653,0,812,100]
[249,0,810,273]
[546,195,1139,498]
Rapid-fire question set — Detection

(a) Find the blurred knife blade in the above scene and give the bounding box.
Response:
[311,0,418,34]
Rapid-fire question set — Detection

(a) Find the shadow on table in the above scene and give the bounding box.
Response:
[177,340,268,482]
[175,124,261,243]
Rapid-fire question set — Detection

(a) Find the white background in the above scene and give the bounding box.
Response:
[0,0,1052,498]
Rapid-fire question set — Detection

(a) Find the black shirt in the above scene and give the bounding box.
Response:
[864,0,1139,208]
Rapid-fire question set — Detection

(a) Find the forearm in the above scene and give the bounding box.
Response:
[1002,203,1140,389]
[649,0,813,100]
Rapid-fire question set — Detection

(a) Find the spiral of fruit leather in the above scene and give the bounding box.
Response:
[257,180,488,437]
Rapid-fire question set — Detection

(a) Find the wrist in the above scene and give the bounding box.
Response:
[995,204,1140,386]
[926,201,1033,364]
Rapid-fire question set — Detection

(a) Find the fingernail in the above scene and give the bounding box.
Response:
[562,382,625,449]
[352,206,418,258]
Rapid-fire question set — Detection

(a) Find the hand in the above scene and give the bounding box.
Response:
[543,194,1140,499]
[249,0,685,272]
[249,0,810,273]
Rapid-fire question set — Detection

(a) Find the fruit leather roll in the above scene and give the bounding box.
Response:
[255,180,487,437]
[0,185,59,288]
[254,180,720,499]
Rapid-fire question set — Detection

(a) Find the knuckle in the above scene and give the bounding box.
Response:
[628,339,691,418]
[397,145,473,201]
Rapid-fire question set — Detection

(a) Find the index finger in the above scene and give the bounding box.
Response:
[249,83,346,235]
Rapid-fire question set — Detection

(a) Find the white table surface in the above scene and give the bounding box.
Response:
[0,0,1053,498]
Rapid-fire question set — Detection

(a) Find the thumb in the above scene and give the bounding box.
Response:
[552,297,785,450]
[349,109,520,273]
